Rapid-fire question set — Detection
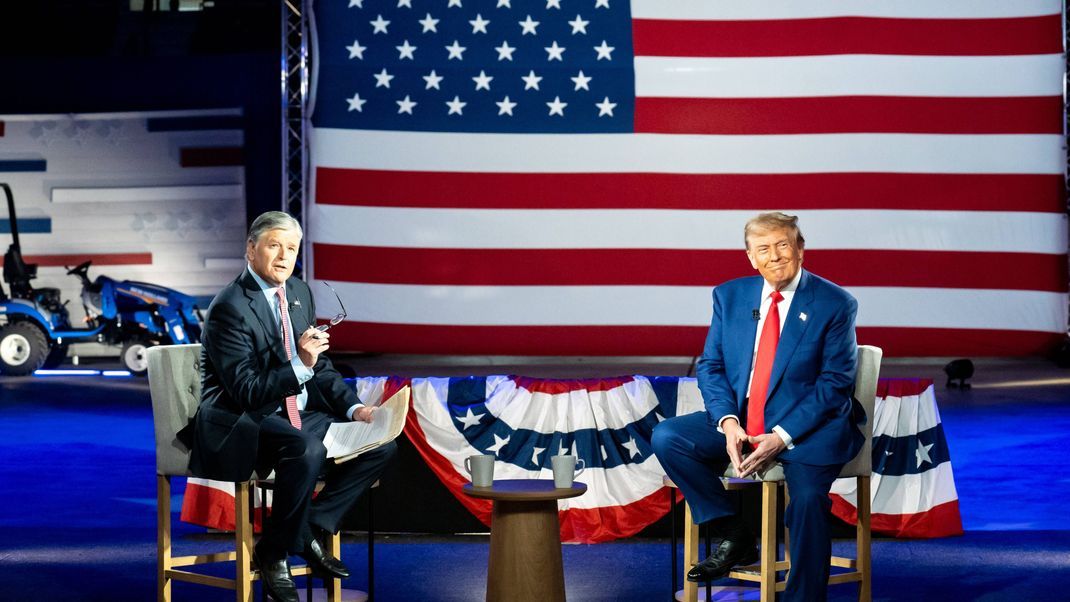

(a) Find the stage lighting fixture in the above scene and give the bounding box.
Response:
[943,359,974,390]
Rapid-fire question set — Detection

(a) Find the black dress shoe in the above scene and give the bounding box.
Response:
[686,537,760,583]
[253,549,299,602]
[299,536,351,579]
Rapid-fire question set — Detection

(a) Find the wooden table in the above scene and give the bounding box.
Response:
[462,479,586,602]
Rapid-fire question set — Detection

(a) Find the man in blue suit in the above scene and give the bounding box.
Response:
[652,212,863,602]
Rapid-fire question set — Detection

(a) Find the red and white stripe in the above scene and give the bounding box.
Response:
[309,0,1067,357]
[830,379,963,538]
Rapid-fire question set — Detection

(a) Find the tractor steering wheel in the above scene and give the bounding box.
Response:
[66,260,93,276]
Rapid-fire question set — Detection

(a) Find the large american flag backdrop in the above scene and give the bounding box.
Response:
[307,0,1068,357]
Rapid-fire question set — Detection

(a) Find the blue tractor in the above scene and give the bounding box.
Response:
[0,183,203,376]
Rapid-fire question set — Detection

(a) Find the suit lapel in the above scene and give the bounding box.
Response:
[284,280,308,334]
[765,270,814,399]
[241,271,287,363]
[733,278,763,402]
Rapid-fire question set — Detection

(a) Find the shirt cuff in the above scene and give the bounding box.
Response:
[772,425,794,449]
[290,355,314,384]
[716,414,739,434]
[346,403,367,421]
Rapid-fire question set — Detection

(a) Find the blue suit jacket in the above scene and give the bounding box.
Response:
[696,269,864,466]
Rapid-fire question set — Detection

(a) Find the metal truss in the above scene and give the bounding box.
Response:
[281,0,309,271]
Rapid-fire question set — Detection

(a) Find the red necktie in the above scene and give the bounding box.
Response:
[747,290,783,437]
[276,288,302,430]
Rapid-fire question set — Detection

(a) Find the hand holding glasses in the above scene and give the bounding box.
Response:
[315,281,347,333]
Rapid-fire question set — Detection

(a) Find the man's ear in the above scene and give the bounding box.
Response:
[746,249,758,270]
[245,241,254,263]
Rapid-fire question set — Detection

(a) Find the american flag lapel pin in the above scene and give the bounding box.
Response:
[799,312,807,322]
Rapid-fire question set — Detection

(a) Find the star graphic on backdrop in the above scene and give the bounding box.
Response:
[419,13,439,32]
[546,0,561,8]
[568,14,589,34]
[396,39,417,60]
[346,92,367,112]
[495,40,516,61]
[397,0,412,7]
[423,69,444,89]
[370,14,390,34]
[596,96,617,116]
[519,15,540,35]
[469,13,490,33]
[595,0,610,8]
[521,70,542,90]
[531,446,546,465]
[346,39,367,59]
[570,70,591,90]
[916,441,934,468]
[546,96,567,116]
[446,95,467,115]
[496,95,517,115]
[455,408,484,430]
[622,437,641,459]
[373,68,394,88]
[396,95,417,114]
[487,433,510,454]
[496,0,511,7]
[594,40,615,60]
[445,40,467,60]
[348,0,362,7]
[472,70,494,90]
[544,41,565,61]
[448,0,463,7]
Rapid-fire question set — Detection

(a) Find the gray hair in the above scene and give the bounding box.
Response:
[744,212,805,249]
[247,211,302,244]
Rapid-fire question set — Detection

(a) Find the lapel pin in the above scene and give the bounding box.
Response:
[799,312,807,322]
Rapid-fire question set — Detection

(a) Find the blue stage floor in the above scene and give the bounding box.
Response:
[1,356,1068,600]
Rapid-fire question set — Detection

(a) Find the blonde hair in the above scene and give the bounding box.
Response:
[744,212,805,249]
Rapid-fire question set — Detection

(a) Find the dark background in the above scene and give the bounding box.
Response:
[0,0,282,224]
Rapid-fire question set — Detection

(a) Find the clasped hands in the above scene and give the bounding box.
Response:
[723,418,786,478]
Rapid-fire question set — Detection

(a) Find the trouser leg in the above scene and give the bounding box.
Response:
[308,439,397,535]
[256,414,326,558]
[781,461,842,602]
[651,412,736,524]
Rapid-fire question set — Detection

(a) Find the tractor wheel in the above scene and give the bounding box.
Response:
[0,321,50,376]
[42,342,70,369]
[120,339,154,376]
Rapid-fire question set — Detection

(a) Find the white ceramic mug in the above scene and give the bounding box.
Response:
[464,454,495,487]
[551,454,586,488]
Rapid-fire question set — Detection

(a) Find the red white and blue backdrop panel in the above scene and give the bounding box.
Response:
[306,0,1068,357]
[181,375,961,541]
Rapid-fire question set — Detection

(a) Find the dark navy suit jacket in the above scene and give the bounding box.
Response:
[696,269,864,466]
[186,271,360,481]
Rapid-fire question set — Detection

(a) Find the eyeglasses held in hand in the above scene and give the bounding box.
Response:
[315,281,347,332]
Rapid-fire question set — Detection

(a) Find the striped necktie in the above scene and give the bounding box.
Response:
[276,287,302,430]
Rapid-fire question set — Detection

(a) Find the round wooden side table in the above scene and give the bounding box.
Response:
[462,479,587,602]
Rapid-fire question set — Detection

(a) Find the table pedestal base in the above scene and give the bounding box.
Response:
[487,499,565,602]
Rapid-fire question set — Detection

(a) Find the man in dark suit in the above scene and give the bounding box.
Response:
[187,211,396,602]
[652,212,862,602]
